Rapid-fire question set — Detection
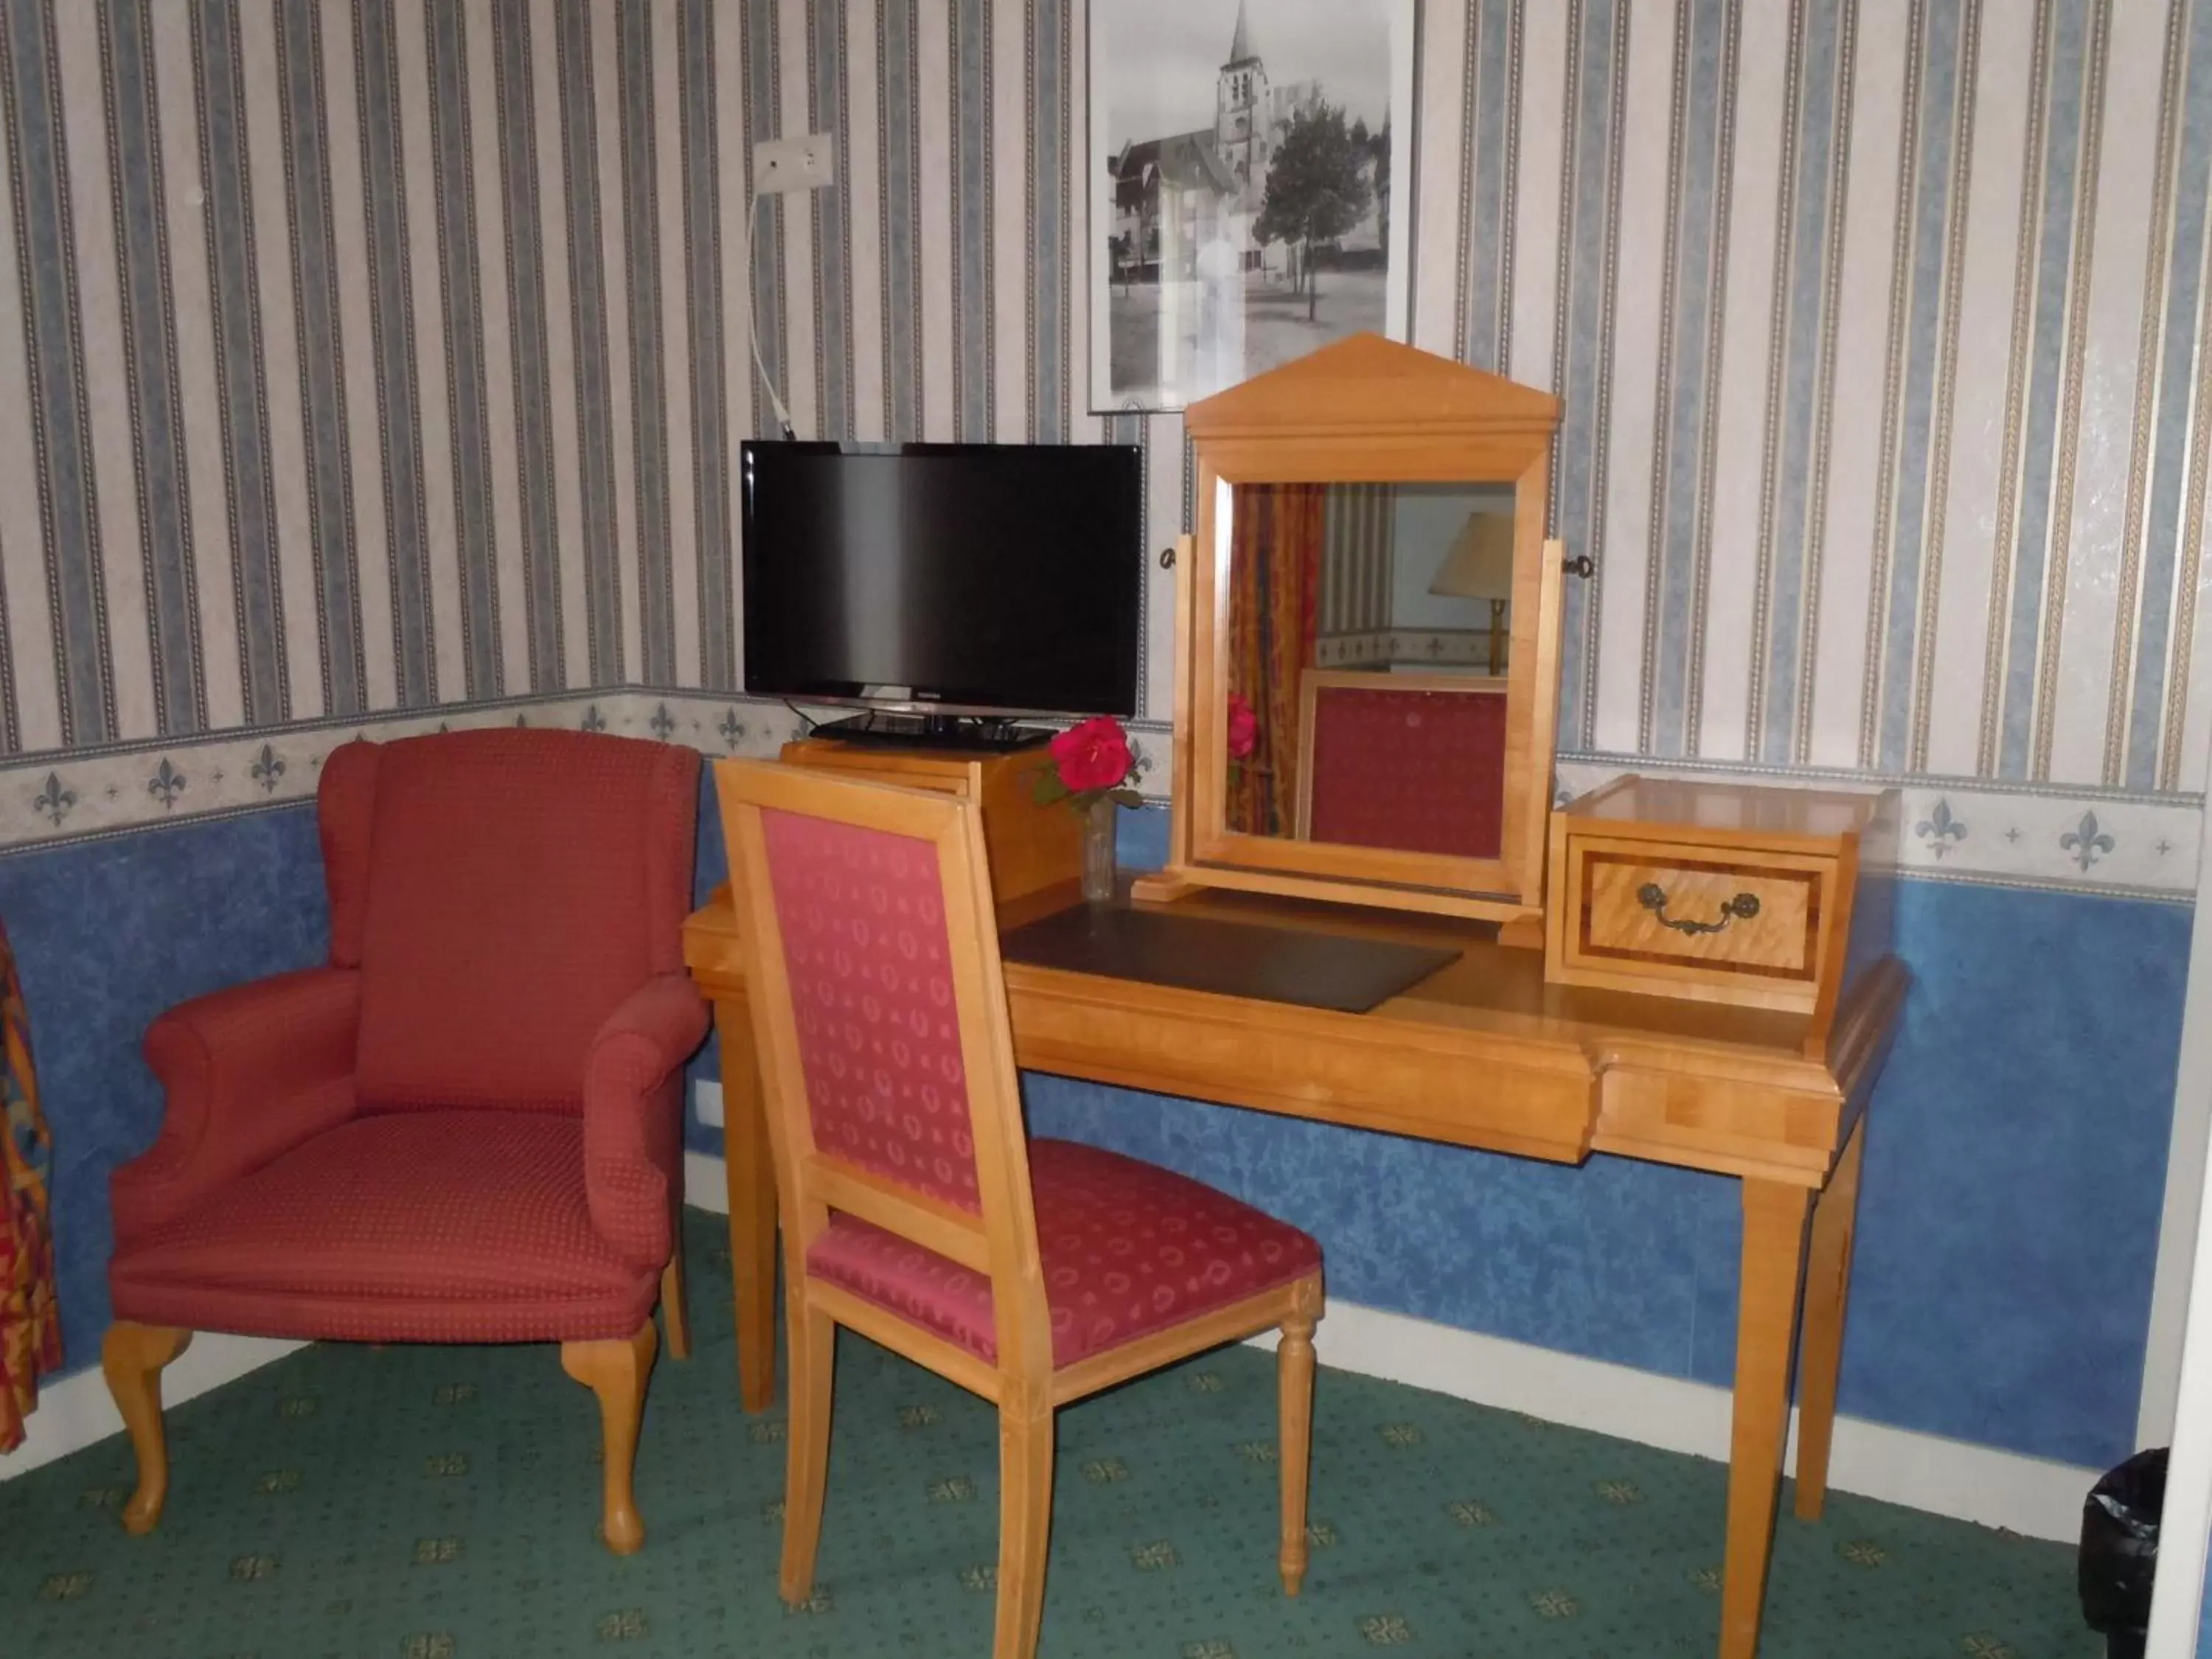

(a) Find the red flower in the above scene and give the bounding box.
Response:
[1049,717,1134,793]
[1227,693,1259,759]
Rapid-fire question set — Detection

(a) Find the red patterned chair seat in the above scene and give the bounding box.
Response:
[808,1138,1321,1367]
[108,1110,655,1345]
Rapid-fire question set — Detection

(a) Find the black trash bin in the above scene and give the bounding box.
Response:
[2080,1447,2166,1659]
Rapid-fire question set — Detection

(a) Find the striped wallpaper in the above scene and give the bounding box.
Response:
[1318,484,1394,641]
[2,0,2211,852]
[0,0,752,755]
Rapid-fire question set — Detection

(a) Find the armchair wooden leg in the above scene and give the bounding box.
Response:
[779,1301,836,1604]
[995,1394,1055,1659]
[101,1323,192,1535]
[660,1249,692,1362]
[1277,1294,1320,1596]
[561,1321,659,1554]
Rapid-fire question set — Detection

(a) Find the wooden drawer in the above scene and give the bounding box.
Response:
[1545,776,1896,1040]
[1560,838,1832,990]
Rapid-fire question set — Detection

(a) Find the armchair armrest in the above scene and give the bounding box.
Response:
[582,973,709,1270]
[114,967,362,1245]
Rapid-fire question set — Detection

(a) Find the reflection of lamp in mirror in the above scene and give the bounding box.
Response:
[1429,512,1515,674]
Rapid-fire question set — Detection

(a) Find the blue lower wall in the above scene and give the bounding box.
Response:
[6,790,2185,1477]
[1,807,330,1381]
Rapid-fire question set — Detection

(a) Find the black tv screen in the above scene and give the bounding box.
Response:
[740,441,1141,718]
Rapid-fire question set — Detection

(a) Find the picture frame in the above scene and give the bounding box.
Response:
[1087,0,1416,414]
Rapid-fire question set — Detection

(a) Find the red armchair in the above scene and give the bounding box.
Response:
[102,728,708,1554]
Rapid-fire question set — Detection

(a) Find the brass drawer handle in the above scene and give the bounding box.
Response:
[1637,883,1761,935]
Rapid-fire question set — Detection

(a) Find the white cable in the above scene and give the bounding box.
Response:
[747,189,797,439]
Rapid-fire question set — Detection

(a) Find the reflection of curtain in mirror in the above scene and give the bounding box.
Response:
[1228,485,1323,835]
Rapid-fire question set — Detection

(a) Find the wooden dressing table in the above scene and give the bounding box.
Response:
[691,338,1907,1659]
[684,865,1899,1659]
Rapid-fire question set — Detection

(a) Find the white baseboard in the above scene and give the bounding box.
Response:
[685,1148,731,1211]
[1242,1300,2096,1543]
[17,1157,2093,1547]
[2,1333,307,1482]
[677,1150,2097,1543]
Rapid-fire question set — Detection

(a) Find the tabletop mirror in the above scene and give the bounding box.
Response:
[1139,335,1570,928]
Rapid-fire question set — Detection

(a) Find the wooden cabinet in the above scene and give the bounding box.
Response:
[779,738,1082,905]
[1544,776,1897,1049]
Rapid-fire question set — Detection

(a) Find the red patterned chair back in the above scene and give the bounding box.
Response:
[1297,672,1508,860]
[755,809,983,1211]
[321,728,700,1115]
[714,760,1049,1371]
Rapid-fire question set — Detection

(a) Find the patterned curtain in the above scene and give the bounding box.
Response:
[1,917,59,1453]
[1227,484,1324,836]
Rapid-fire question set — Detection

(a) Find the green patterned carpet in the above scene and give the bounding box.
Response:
[5,1214,2096,1658]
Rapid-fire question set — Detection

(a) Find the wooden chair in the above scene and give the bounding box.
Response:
[714,759,1325,1659]
[1294,669,1511,859]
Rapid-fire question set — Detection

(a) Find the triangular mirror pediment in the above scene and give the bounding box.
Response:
[1183,333,1561,436]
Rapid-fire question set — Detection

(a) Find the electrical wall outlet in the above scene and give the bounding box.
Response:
[755,133,836,194]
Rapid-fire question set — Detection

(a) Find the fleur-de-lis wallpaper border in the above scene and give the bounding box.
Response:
[1915,800,1968,860]
[0,698,2195,901]
[0,691,853,857]
[1553,759,2202,902]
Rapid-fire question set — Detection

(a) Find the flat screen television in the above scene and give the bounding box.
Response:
[740,440,1142,723]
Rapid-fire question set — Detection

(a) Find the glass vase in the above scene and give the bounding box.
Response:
[1080,796,1117,904]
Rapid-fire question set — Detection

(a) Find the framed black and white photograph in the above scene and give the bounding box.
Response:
[1088,0,1415,413]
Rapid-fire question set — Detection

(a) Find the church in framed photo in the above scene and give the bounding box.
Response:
[1106,7,1377,287]
[1090,0,1413,411]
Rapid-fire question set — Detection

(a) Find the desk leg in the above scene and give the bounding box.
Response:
[716,997,780,1413]
[1721,1178,1812,1659]
[1792,1120,1865,1521]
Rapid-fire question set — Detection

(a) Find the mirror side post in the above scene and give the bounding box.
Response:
[1495,508,1568,952]
[1130,532,1205,905]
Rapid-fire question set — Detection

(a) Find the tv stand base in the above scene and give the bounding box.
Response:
[810,711,1057,754]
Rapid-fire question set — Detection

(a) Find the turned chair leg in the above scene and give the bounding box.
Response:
[1278,1299,1319,1596]
[660,1248,692,1362]
[995,1396,1056,1659]
[779,1302,836,1603]
[561,1321,659,1554]
[101,1323,192,1535]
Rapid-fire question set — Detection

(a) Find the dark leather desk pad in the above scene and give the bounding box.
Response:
[998,903,1461,1015]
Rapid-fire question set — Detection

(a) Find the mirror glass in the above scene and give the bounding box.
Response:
[1222,481,1516,860]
